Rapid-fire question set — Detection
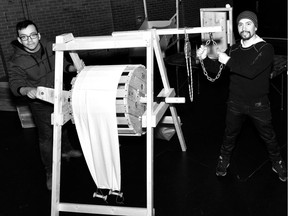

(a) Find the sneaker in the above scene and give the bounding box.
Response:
[62,149,82,161]
[272,160,287,182]
[216,156,230,176]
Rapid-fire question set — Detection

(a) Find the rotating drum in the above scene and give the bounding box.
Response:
[72,65,147,136]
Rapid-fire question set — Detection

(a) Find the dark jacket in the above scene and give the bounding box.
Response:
[8,39,70,97]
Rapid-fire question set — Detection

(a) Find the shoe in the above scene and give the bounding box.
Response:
[216,156,230,176]
[272,160,287,182]
[46,173,52,190]
[62,149,82,161]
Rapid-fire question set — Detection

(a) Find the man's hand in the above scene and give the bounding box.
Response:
[20,87,37,99]
[217,51,230,65]
[196,45,208,60]
[68,60,85,73]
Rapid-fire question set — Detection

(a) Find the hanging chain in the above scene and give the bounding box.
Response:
[199,33,223,82]
[184,28,193,102]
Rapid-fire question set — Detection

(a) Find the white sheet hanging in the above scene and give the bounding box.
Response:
[71,65,126,191]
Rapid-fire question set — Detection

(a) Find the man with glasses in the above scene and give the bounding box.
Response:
[8,20,82,190]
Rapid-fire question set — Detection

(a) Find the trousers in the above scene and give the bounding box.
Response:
[29,100,73,174]
[220,95,282,162]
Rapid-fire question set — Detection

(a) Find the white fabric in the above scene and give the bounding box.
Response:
[71,65,126,191]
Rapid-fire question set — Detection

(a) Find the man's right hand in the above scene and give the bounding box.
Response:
[196,45,208,60]
[20,87,37,99]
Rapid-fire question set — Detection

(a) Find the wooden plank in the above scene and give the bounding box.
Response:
[200,7,232,12]
[145,29,154,216]
[118,128,142,136]
[113,26,222,36]
[142,88,176,127]
[60,33,75,43]
[69,52,85,72]
[16,105,35,128]
[51,35,65,216]
[165,97,185,103]
[152,102,169,127]
[153,30,170,92]
[169,105,186,151]
[116,97,146,117]
[59,203,147,216]
[117,114,142,134]
[53,35,148,51]
[36,87,55,104]
[36,87,71,105]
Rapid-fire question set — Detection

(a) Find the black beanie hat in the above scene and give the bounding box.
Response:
[236,11,258,28]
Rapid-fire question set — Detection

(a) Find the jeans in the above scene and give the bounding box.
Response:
[29,100,73,174]
[220,95,282,162]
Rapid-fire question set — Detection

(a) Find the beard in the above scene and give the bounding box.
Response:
[24,42,41,53]
[240,31,253,41]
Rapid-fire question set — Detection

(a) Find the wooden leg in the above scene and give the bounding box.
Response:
[169,105,187,151]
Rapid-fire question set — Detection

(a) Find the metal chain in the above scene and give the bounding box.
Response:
[200,33,223,82]
[200,59,223,82]
[184,28,193,102]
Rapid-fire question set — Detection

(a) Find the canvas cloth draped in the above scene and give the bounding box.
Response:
[71,65,126,191]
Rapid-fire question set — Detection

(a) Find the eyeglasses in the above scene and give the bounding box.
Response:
[19,32,39,41]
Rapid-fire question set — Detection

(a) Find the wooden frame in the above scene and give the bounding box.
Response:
[39,26,221,216]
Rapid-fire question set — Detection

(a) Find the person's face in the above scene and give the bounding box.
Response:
[237,18,257,41]
[17,24,41,53]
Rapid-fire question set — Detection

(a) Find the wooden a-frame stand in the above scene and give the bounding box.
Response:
[45,26,221,216]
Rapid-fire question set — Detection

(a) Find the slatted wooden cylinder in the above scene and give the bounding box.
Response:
[71,64,147,136]
[116,65,146,135]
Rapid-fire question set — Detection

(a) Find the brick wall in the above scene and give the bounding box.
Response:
[0,0,115,79]
[146,0,176,20]
[0,0,232,79]
[181,0,233,27]
[110,0,136,31]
